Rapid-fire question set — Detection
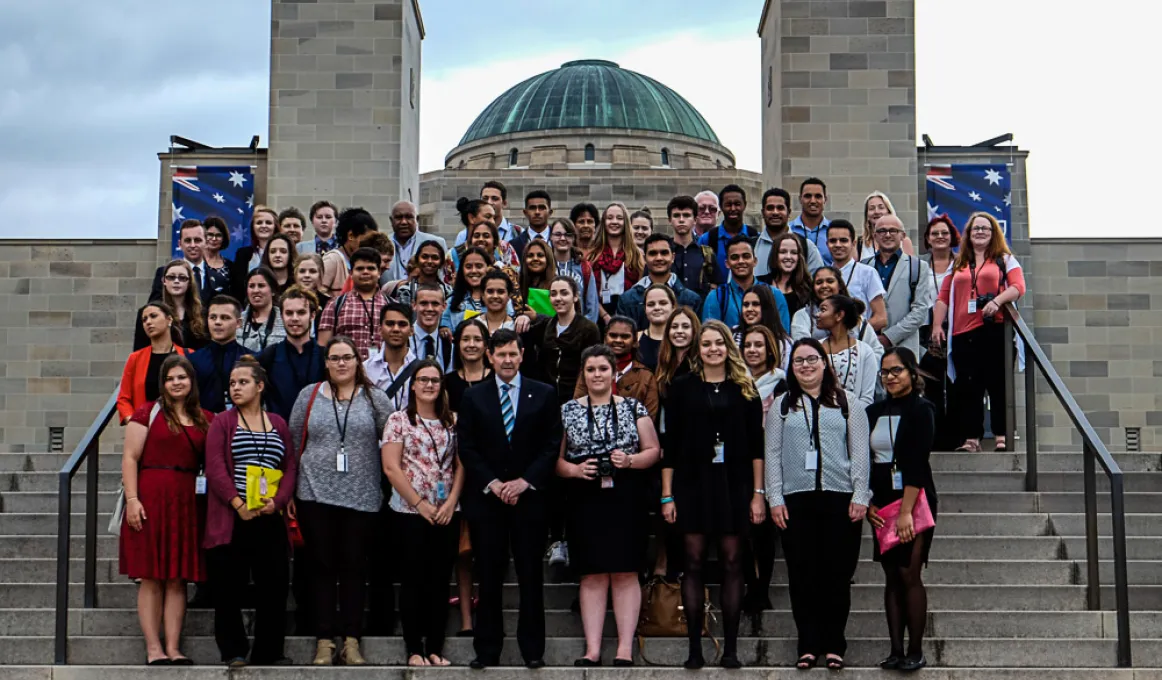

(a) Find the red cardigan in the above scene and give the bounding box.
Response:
[116,346,190,424]
[203,408,298,550]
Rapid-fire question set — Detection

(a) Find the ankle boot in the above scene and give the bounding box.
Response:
[312,639,335,666]
[341,637,367,666]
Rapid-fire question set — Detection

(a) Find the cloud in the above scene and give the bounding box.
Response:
[419,26,760,173]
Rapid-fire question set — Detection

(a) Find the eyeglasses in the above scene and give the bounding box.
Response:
[164,274,190,283]
[969,226,992,233]
[792,355,823,366]
[205,233,223,240]
[929,231,951,239]
[414,376,442,386]
[879,366,907,378]
[551,232,573,240]
[697,206,718,214]
[327,354,357,364]
[874,228,902,236]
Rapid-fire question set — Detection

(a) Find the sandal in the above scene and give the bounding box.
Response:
[955,439,981,452]
[428,655,451,667]
[408,655,430,667]
[826,655,845,670]
[796,654,817,669]
[994,437,1008,452]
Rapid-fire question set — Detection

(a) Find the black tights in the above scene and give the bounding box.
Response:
[683,533,744,660]
[882,533,929,657]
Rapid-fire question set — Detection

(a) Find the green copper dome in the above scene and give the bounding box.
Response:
[458,60,721,146]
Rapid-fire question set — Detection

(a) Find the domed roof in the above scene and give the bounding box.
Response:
[457,59,721,146]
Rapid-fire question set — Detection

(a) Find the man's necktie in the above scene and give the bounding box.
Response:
[424,336,436,360]
[500,384,515,440]
[193,264,203,291]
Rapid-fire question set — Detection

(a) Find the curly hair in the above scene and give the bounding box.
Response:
[689,320,758,400]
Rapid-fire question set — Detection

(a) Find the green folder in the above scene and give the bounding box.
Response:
[526,288,555,317]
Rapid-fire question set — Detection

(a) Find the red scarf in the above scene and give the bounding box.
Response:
[613,354,633,395]
[593,246,637,292]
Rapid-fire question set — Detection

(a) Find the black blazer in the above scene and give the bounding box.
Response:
[865,393,936,507]
[230,246,259,301]
[456,376,562,519]
[150,263,223,307]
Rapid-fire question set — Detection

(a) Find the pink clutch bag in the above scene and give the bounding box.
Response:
[874,488,935,553]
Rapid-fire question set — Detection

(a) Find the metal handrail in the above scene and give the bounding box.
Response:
[54,389,119,664]
[1002,303,1131,667]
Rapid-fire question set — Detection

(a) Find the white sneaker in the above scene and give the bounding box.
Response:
[548,541,569,566]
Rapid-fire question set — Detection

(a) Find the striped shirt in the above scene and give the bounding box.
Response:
[231,426,287,496]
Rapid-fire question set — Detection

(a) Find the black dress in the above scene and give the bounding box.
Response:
[445,370,491,413]
[636,334,661,371]
[866,393,938,566]
[662,374,763,536]
[144,351,170,403]
[561,397,652,575]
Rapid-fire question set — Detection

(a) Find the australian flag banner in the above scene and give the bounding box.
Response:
[925,164,1012,243]
[171,166,254,259]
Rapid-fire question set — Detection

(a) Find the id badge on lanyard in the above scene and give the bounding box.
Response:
[891,466,904,491]
[336,446,349,473]
[195,473,207,495]
[436,480,448,501]
[712,440,725,464]
[967,298,977,314]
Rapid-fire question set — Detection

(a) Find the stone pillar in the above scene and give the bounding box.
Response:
[268,0,424,228]
[759,0,917,226]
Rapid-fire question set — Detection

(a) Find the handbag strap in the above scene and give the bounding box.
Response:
[299,382,322,460]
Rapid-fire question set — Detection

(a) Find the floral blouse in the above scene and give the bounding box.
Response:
[383,410,458,514]
[562,397,649,463]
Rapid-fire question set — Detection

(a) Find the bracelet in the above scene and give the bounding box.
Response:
[126,496,138,502]
[754,488,765,495]
[660,496,674,505]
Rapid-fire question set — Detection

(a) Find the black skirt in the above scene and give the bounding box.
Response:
[564,469,649,575]
[869,462,937,565]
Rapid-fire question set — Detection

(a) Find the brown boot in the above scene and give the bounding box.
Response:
[313,639,336,666]
[341,637,367,666]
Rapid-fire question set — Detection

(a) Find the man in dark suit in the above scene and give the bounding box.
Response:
[149,219,222,304]
[457,329,562,669]
[507,190,552,266]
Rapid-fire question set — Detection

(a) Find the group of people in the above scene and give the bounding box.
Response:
[116,178,1026,670]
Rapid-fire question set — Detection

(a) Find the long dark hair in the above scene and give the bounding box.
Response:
[768,232,813,303]
[450,246,494,311]
[519,238,557,302]
[656,306,701,396]
[783,337,842,410]
[157,355,209,433]
[405,359,455,429]
[822,294,865,332]
[159,260,207,342]
[739,285,789,355]
[452,317,491,371]
[882,346,925,394]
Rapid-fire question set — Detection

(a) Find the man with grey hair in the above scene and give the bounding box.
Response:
[693,190,720,238]
[869,213,933,354]
[387,200,446,282]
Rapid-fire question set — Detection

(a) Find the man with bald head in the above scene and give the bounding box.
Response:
[387,200,446,282]
[868,214,934,353]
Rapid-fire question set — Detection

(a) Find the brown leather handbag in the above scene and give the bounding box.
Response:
[636,576,719,665]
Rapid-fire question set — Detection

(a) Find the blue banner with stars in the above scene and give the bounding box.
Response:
[171,166,254,260]
[925,164,1012,243]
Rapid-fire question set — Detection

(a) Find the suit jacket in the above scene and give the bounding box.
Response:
[507,228,550,266]
[149,261,222,307]
[863,253,935,354]
[456,376,562,519]
[230,246,260,300]
[388,231,448,281]
[116,345,191,424]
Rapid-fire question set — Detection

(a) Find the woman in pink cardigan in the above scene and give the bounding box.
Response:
[203,356,298,667]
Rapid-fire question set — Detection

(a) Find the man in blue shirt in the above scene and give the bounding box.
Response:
[697,184,759,283]
[701,235,790,330]
[789,177,833,265]
[188,295,252,413]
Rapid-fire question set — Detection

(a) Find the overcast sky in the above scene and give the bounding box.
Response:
[0,0,1156,240]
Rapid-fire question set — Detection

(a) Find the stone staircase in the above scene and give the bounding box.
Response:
[2,448,1161,677]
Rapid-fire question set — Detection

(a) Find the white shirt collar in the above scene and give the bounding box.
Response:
[495,372,521,393]
[527,225,551,240]
[413,323,438,340]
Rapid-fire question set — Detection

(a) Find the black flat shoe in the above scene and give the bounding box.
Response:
[169,657,194,666]
[721,655,742,670]
[147,659,170,666]
[613,658,634,667]
[879,655,903,670]
[574,657,600,667]
[456,629,475,637]
[526,658,546,669]
[899,654,927,672]
[468,658,491,670]
[684,655,706,670]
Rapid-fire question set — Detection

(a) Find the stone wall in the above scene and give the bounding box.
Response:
[1029,239,1162,452]
[267,0,420,221]
[0,240,155,452]
[418,167,766,243]
[759,0,918,222]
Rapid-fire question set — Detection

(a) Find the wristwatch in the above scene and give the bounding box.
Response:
[754,488,765,495]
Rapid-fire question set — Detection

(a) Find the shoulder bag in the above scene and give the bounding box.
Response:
[636,575,719,665]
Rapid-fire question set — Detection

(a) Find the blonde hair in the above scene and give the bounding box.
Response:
[250,205,279,248]
[160,259,206,342]
[862,191,897,246]
[690,320,758,400]
[953,211,1011,271]
[587,202,644,276]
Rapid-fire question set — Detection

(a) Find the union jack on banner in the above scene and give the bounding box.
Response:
[171,166,254,259]
[925,164,1012,243]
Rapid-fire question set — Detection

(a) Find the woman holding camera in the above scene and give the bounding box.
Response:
[930,212,1025,452]
[662,321,765,669]
[558,345,660,667]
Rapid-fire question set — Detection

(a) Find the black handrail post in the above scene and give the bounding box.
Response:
[1110,473,1132,667]
[83,438,98,609]
[54,472,71,665]
[1083,442,1100,610]
[1003,313,1016,452]
[1024,337,1038,492]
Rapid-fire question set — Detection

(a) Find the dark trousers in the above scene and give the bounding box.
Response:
[950,323,1009,441]
[398,512,460,657]
[297,500,377,639]
[291,546,315,636]
[368,502,400,634]
[469,499,548,663]
[744,512,778,606]
[781,491,863,657]
[206,514,289,664]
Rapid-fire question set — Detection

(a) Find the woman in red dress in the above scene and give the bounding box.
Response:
[119,354,214,665]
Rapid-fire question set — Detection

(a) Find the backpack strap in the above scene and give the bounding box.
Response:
[330,293,348,329]
[908,254,920,305]
[995,255,1008,292]
[147,402,162,429]
[384,359,423,401]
